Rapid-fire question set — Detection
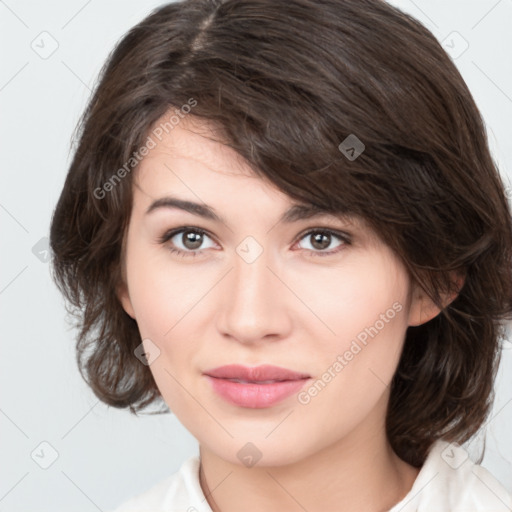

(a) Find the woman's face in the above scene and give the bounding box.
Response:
[118,115,434,467]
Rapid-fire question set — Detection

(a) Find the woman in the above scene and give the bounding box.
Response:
[49,0,512,510]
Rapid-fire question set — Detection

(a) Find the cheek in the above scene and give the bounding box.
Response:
[124,246,209,397]
[125,242,204,339]
[291,251,409,353]
[293,254,410,409]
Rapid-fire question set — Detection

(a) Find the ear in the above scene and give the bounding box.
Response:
[408,272,465,327]
[116,280,136,319]
[116,232,136,319]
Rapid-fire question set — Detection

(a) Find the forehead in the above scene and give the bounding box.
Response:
[132,113,374,236]
[138,114,251,179]
[135,115,288,210]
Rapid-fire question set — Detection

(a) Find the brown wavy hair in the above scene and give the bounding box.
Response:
[49,0,512,468]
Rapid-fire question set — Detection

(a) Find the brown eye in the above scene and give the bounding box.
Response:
[158,227,216,257]
[180,230,204,250]
[310,232,332,250]
[296,229,350,257]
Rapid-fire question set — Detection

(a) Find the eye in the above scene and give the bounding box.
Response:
[158,226,351,258]
[294,229,350,257]
[158,227,216,258]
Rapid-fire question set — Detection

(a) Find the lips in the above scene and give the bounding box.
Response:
[204,364,310,382]
[203,365,311,408]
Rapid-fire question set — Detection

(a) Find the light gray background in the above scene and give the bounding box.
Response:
[1,0,511,510]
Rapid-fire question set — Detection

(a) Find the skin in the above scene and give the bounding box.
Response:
[117,113,447,512]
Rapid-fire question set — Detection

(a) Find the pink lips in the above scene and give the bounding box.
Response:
[204,364,311,408]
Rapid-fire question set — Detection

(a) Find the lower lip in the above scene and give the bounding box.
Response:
[205,376,310,408]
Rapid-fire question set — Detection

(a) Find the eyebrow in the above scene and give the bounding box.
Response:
[145,196,337,224]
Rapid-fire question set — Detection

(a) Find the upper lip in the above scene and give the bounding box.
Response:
[204,364,310,382]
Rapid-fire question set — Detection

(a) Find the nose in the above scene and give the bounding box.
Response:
[215,246,293,345]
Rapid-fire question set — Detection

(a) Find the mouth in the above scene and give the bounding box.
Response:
[203,363,310,382]
[203,364,311,408]
[219,378,293,384]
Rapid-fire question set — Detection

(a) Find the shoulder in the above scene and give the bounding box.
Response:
[390,440,512,512]
[108,455,212,512]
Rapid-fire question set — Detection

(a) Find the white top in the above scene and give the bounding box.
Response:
[109,440,512,512]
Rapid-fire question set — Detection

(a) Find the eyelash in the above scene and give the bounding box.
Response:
[157,226,351,259]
